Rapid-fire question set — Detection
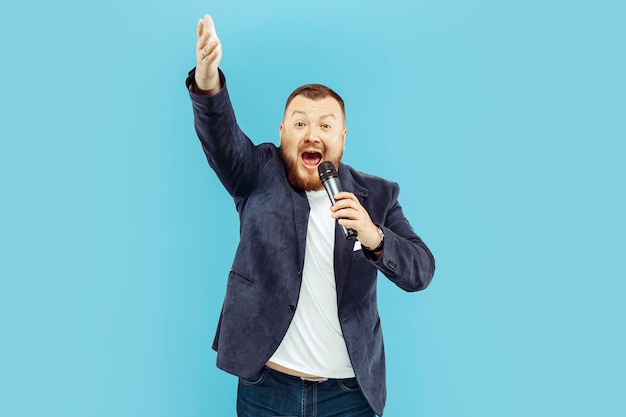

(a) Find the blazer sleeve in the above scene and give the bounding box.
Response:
[371,183,435,292]
[186,68,273,198]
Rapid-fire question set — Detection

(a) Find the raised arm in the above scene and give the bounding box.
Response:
[187,15,273,198]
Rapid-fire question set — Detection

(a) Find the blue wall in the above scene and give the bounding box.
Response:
[2,1,625,415]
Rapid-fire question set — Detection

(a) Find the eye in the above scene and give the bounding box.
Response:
[322,123,331,129]
[295,121,306,127]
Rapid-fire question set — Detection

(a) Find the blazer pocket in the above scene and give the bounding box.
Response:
[372,317,381,335]
[228,270,255,286]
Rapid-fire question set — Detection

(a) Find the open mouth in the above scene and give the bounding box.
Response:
[301,151,323,170]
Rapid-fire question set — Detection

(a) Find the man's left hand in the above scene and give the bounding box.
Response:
[330,192,382,250]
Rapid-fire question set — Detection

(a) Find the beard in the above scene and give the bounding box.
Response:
[279,146,343,191]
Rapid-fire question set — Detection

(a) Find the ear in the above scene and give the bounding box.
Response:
[279,123,284,145]
[342,127,347,151]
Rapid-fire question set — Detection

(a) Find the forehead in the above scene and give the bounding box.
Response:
[285,95,344,120]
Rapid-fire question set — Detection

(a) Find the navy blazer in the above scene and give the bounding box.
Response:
[187,70,435,416]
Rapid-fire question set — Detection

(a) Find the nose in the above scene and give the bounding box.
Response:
[304,125,321,144]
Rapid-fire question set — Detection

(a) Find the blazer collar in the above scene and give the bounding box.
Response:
[338,163,368,199]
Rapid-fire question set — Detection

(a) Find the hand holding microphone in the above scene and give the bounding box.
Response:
[318,162,384,251]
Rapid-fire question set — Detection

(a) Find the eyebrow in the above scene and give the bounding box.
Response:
[290,110,337,121]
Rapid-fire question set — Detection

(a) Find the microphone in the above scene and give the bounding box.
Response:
[318,161,358,240]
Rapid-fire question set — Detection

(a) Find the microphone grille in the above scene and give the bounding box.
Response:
[318,161,338,182]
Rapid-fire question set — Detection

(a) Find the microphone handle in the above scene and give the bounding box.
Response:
[322,177,358,240]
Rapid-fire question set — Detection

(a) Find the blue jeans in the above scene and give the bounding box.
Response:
[237,366,375,417]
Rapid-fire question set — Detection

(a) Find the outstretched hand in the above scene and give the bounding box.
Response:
[194,14,222,95]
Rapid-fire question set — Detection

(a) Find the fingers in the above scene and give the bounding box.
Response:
[330,192,369,223]
[197,14,215,39]
[331,192,359,210]
[330,192,364,220]
[201,14,216,35]
[197,38,220,63]
[331,193,381,249]
[195,19,222,74]
[196,14,220,54]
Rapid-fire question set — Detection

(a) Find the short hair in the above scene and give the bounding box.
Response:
[284,84,345,121]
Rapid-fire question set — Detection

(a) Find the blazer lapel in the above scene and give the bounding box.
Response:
[334,165,369,303]
[291,188,310,270]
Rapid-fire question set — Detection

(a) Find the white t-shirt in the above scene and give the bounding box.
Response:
[268,190,355,378]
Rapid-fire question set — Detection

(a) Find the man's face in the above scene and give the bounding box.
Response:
[279,95,347,191]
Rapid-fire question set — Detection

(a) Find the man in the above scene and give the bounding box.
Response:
[187,14,435,417]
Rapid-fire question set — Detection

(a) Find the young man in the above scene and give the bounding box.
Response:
[187,14,435,417]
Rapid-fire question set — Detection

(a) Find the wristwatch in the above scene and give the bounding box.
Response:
[363,226,384,252]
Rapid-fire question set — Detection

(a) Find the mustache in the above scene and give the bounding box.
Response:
[299,146,324,153]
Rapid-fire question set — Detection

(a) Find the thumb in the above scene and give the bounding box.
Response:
[196,18,204,38]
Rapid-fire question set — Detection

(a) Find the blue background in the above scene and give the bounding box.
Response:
[1,1,625,416]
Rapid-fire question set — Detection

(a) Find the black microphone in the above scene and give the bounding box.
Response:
[318,161,358,240]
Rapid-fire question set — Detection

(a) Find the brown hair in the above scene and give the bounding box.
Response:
[284,84,345,121]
